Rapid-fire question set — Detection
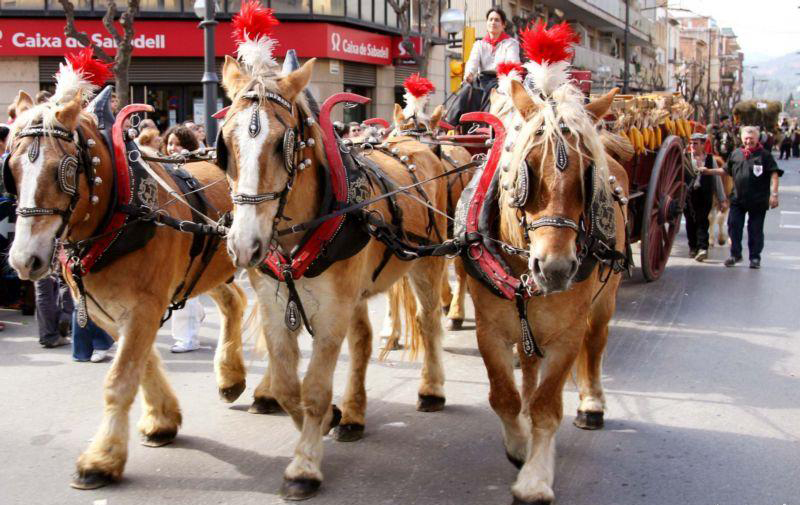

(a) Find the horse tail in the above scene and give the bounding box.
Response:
[600,129,635,163]
[379,276,422,361]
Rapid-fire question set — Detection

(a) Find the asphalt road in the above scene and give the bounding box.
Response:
[1,158,799,505]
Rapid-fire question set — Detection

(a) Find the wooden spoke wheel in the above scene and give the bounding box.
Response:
[640,135,688,281]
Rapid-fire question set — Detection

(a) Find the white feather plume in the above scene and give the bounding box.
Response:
[402,92,429,119]
[523,60,570,96]
[236,36,278,75]
[52,62,96,105]
[498,70,523,96]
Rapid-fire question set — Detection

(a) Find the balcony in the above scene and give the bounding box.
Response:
[543,0,652,46]
[572,45,624,78]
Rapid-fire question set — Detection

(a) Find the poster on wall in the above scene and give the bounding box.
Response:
[193,98,225,126]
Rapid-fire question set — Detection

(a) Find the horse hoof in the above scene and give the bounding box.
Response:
[248,396,282,415]
[573,410,604,430]
[446,318,464,331]
[141,429,177,447]
[219,381,246,403]
[70,470,116,490]
[506,451,524,469]
[281,477,321,501]
[330,404,342,429]
[417,394,445,412]
[333,423,365,442]
[511,498,552,505]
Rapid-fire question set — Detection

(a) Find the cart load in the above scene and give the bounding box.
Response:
[733,100,782,132]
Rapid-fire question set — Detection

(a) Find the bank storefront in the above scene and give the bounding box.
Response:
[0,9,444,125]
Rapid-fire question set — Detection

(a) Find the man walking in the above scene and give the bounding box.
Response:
[699,126,782,269]
[685,133,727,262]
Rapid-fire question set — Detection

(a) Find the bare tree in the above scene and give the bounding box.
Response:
[387,0,437,77]
[59,0,140,106]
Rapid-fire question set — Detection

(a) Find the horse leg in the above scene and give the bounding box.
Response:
[717,208,729,245]
[249,351,282,414]
[440,258,454,313]
[72,306,162,489]
[512,341,581,505]
[574,292,615,430]
[208,284,247,403]
[333,301,372,442]
[477,327,529,469]
[137,347,182,447]
[408,257,446,412]
[282,312,349,500]
[445,258,467,330]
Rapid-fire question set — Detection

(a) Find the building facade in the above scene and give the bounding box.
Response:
[0,0,449,124]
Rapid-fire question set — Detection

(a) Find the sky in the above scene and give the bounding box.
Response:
[675,0,800,64]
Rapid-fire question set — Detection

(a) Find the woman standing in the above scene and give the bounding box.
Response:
[161,125,206,352]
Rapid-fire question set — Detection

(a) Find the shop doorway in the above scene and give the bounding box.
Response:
[343,85,373,124]
[131,84,224,133]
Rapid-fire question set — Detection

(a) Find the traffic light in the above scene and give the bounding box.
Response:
[450,26,475,93]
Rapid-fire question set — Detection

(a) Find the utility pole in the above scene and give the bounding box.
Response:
[623,0,630,93]
[706,21,712,123]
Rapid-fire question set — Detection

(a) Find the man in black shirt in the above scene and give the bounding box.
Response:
[700,126,783,269]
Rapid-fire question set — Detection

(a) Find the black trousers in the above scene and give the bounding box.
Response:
[780,144,791,159]
[727,202,768,261]
[684,186,713,250]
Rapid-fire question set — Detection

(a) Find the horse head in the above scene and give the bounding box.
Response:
[501,80,618,293]
[4,89,107,280]
[390,103,445,140]
[219,55,319,268]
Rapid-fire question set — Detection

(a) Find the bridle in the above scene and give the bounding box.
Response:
[2,122,99,239]
[217,88,315,211]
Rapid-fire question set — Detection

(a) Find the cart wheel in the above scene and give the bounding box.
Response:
[640,135,687,281]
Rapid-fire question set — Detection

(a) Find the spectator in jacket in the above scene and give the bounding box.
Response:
[699,126,782,269]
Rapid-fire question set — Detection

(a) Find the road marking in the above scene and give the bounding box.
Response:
[779,211,800,229]
[781,210,800,215]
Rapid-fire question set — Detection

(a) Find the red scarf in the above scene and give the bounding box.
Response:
[742,143,763,160]
[486,32,510,52]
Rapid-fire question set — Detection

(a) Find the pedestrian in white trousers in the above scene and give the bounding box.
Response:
[170,297,206,353]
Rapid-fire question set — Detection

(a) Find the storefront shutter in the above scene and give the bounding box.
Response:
[394,65,419,86]
[39,57,225,83]
[342,62,376,87]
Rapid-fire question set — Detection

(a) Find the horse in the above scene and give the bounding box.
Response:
[378,103,475,351]
[472,79,628,504]
[218,56,448,499]
[709,155,733,247]
[4,89,247,490]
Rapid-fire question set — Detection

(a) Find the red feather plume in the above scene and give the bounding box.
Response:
[403,73,435,98]
[65,48,113,88]
[521,22,581,65]
[232,0,279,44]
[496,61,525,77]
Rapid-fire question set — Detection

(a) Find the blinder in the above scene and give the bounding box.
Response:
[508,159,530,208]
[2,153,14,196]
[215,128,228,171]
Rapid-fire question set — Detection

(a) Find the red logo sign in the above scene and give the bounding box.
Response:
[0,19,393,65]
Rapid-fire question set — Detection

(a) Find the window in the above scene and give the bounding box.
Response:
[48,0,91,10]
[272,0,309,13]
[139,0,182,11]
[360,0,371,22]
[374,0,384,25]
[314,0,343,15]
[1,0,45,9]
[387,2,397,27]
[345,0,357,16]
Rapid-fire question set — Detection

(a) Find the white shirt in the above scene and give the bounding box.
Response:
[464,37,521,78]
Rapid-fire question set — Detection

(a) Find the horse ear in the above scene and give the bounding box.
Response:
[281,58,316,100]
[222,56,249,100]
[54,90,83,130]
[510,80,537,120]
[585,87,619,122]
[393,103,405,127]
[429,104,444,131]
[14,90,34,116]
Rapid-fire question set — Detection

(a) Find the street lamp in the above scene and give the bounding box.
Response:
[194,0,219,145]
[440,8,465,38]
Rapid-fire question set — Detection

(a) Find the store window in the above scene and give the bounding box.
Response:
[1,0,44,9]
[387,2,397,28]
[313,0,343,15]
[343,85,371,124]
[139,0,182,11]
[272,0,309,13]
[374,0,385,25]
[345,0,356,16]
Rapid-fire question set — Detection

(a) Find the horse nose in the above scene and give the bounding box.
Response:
[226,234,265,268]
[247,239,265,268]
[531,253,579,291]
[11,253,45,280]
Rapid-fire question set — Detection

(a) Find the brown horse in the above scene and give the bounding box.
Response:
[219,56,448,499]
[4,89,246,489]
[379,103,474,349]
[709,154,733,247]
[473,80,628,504]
